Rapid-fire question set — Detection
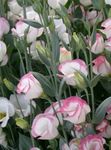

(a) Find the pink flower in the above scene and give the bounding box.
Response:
[58,96,90,124]
[60,47,72,63]
[96,119,111,138]
[105,37,111,51]
[0,17,10,39]
[58,59,88,86]
[92,56,111,76]
[16,72,43,100]
[91,33,104,54]
[12,21,43,43]
[101,18,111,39]
[80,134,105,150]
[30,147,40,150]
[31,113,59,140]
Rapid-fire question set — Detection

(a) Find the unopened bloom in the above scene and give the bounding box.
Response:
[10,94,36,117]
[0,41,8,66]
[0,97,15,127]
[0,17,10,39]
[58,96,90,124]
[105,37,111,51]
[48,0,68,9]
[80,0,92,6]
[58,59,88,87]
[12,21,43,43]
[80,134,105,150]
[91,33,104,54]
[93,56,111,76]
[60,47,72,63]
[31,113,59,140]
[16,72,43,100]
[96,119,111,138]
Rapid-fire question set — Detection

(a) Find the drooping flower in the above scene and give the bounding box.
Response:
[92,56,111,76]
[31,113,59,140]
[10,94,36,117]
[48,0,68,9]
[0,17,10,39]
[16,72,43,100]
[80,134,105,150]
[0,97,15,127]
[58,59,88,87]
[58,96,90,124]
[96,119,111,138]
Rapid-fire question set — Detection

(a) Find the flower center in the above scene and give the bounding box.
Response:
[0,112,6,120]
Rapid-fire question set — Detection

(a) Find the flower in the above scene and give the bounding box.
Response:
[80,134,105,150]
[60,47,72,63]
[58,59,88,87]
[105,37,111,51]
[48,0,68,9]
[31,113,59,140]
[12,21,43,43]
[0,97,15,127]
[16,72,43,100]
[30,147,40,150]
[9,94,36,117]
[58,96,90,124]
[0,17,10,39]
[96,119,111,138]
[80,0,92,6]
[105,0,111,5]
[0,127,7,147]
[62,139,79,150]
[101,18,111,39]
[91,33,104,54]
[92,56,111,76]
[0,41,8,66]
[8,0,22,15]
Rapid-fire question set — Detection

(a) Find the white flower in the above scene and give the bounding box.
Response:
[0,41,8,66]
[48,0,68,9]
[0,97,15,127]
[10,94,36,117]
[105,0,111,5]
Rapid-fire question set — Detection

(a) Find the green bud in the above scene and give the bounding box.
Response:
[15,118,29,129]
[3,78,15,91]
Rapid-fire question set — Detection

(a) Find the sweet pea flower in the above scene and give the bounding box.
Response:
[91,33,104,54]
[10,94,36,117]
[0,17,10,39]
[0,97,15,127]
[92,56,111,76]
[31,113,59,140]
[60,47,72,63]
[58,59,88,87]
[30,147,40,150]
[58,96,90,124]
[48,0,68,9]
[80,0,92,6]
[0,127,7,147]
[12,21,43,43]
[0,41,8,66]
[105,37,111,51]
[105,0,111,5]
[101,18,111,39]
[16,72,43,100]
[96,119,111,138]
[80,134,105,150]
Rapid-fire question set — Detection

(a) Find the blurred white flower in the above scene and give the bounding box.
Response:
[10,94,36,117]
[105,0,111,5]
[0,97,15,127]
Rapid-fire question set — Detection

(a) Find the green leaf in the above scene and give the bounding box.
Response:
[19,133,32,150]
[92,0,104,10]
[93,97,111,124]
[23,19,43,28]
[32,72,55,97]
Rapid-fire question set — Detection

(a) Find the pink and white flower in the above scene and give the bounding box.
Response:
[12,21,43,43]
[60,47,72,63]
[31,113,59,140]
[0,17,10,39]
[62,139,79,150]
[91,33,104,54]
[80,134,105,150]
[96,119,111,138]
[58,96,90,124]
[16,72,43,100]
[58,59,88,86]
[92,56,111,76]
